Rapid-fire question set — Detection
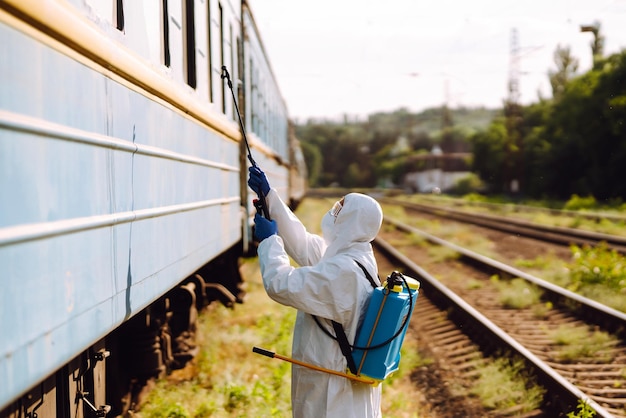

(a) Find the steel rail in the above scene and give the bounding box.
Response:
[385,216,626,338]
[373,234,615,417]
[416,195,626,223]
[381,198,626,254]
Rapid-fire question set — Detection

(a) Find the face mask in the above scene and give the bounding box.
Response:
[321,211,336,245]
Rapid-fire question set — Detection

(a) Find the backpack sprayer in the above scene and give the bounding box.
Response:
[350,270,420,383]
[221,66,270,220]
[224,65,420,384]
[254,268,420,386]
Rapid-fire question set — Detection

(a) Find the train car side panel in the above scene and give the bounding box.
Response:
[0,5,242,410]
[1,0,305,415]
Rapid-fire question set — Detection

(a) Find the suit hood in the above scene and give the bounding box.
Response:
[321,193,383,258]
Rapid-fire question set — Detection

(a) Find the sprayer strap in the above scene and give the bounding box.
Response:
[354,260,380,288]
[311,260,379,376]
[331,320,358,375]
[311,316,357,374]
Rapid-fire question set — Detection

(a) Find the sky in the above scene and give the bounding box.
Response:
[249,0,626,122]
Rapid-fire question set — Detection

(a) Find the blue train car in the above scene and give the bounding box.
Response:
[0,1,305,416]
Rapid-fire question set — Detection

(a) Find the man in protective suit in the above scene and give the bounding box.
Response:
[248,166,383,418]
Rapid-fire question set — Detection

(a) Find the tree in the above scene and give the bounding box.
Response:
[296,106,497,189]
[470,117,509,193]
[518,101,552,198]
[539,51,626,199]
[548,44,579,100]
[300,141,322,187]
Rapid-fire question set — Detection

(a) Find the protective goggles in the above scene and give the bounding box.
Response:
[330,200,343,219]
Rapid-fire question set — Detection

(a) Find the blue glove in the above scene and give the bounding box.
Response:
[248,166,271,197]
[254,213,277,241]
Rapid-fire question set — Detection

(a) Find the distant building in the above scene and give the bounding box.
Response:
[403,145,471,193]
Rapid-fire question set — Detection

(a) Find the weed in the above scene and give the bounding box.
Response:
[223,384,250,412]
[568,242,626,293]
[493,278,542,309]
[427,244,460,262]
[469,357,545,412]
[549,325,615,362]
[531,301,553,319]
[566,399,597,417]
[140,398,191,418]
[466,278,484,290]
[514,255,553,270]
[564,195,598,211]
[408,232,427,247]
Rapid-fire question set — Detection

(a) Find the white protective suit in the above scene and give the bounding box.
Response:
[257,190,384,418]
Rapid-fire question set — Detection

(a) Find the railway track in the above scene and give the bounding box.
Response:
[379,197,626,254]
[413,196,626,225]
[375,216,626,417]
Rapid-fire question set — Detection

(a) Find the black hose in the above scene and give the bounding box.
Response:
[351,274,414,351]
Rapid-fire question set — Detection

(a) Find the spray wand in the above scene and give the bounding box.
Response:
[224,68,376,384]
[221,66,270,220]
[252,347,377,385]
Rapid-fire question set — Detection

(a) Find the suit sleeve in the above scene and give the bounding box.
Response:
[266,189,325,267]
[257,236,362,324]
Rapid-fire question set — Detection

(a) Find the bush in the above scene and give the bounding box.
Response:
[564,194,597,211]
[450,173,485,195]
[568,242,626,292]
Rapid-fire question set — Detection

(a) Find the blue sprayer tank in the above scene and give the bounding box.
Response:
[352,271,420,383]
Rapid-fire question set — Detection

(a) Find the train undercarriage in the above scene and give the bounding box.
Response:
[1,245,245,418]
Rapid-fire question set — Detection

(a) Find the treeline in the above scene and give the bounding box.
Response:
[473,50,626,201]
[296,107,496,188]
[296,49,626,201]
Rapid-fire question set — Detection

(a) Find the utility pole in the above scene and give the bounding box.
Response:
[505,28,522,195]
[440,79,454,153]
[508,28,521,106]
[580,21,604,68]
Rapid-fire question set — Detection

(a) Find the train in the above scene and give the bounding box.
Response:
[0,1,306,416]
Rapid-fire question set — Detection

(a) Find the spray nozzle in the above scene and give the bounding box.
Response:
[220,66,233,88]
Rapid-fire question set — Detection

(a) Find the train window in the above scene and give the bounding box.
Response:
[162,0,171,67]
[184,0,197,88]
[249,59,256,133]
[115,0,124,31]
[219,3,225,113]
[207,0,213,102]
[236,35,242,117]
[229,23,235,119]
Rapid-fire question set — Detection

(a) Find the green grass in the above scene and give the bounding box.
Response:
[137,258,296,417]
